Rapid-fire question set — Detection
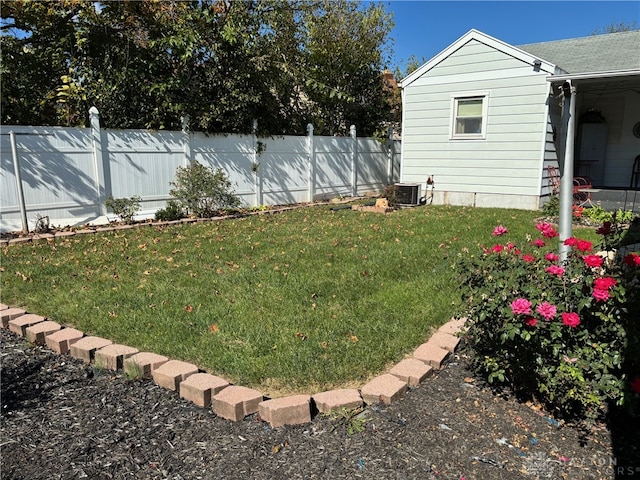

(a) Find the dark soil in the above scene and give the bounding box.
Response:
[1,328,638,480]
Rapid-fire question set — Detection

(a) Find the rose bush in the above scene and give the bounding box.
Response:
[456,220,639,427]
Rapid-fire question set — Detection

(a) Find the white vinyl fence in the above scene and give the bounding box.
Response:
[1,108,400,233]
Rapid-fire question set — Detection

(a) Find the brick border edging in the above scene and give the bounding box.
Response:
[1,302,467,428]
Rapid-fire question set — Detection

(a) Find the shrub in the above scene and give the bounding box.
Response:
[583,205,636,225]
[381,184,399,205]
[455,221,640,428]
[169,162,241,218]
[105,195,141,224]
[155,200,184,222]
[542,195,560,217]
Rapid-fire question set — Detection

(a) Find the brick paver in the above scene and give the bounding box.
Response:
[70,336,113,363]
[9,314,46,336]
[259,395,311,428]
[152,360,199,391]
[95,344,140,371]
[180,373,230,408]
[1,308,27,328]
[124,352,168,378]
[360,373,408,405]
[45,328,84,354]
[428,331,460,353]
[437,317,467,336]
[312,389,363,414]
[25,320,61,345]
[212,386,263,422]
[389,358,434,386]
[413,342,450,369]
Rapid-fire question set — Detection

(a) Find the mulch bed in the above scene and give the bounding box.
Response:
[1,327,637,480]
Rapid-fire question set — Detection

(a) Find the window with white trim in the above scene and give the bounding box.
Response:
[451,93,488,139]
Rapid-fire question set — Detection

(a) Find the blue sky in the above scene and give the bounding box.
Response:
[380,1,640,73]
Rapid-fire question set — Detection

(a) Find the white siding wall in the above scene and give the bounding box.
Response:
[401,39,552,209]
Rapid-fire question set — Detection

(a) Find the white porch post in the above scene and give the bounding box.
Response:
[559,81,576,261]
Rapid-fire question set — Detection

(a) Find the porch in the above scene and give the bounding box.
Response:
[587,188,640,214]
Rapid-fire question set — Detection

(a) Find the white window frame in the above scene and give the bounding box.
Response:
[449,91,489,140]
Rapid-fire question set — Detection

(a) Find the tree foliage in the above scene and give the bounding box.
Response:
[1,0,395,136]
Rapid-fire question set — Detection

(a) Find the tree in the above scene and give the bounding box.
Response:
[591,21,639,35]
[1,0,396,136]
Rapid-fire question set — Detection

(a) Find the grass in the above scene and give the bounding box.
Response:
[0,204,600,395]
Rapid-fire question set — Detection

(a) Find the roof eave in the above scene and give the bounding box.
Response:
[546,69,640,83]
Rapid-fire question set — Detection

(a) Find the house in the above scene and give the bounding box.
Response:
[398,29,640,210]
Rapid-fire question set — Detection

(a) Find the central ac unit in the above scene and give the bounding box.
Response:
[394,183,421,205]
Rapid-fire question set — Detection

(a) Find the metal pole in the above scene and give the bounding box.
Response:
[559,81,576,261]
[9,131,29,233]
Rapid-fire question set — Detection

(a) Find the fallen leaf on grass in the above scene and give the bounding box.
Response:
[209,324,219,332]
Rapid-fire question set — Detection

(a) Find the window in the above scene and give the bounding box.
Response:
[451,93,488,139]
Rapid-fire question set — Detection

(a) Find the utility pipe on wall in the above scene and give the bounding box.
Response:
[9,131,29,233]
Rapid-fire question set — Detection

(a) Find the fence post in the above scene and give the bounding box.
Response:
[89,107,108,218]
[386,126,394,185]
[9,131,29,233]
[307,124,315,202]
[350,125,357,197]
[182,115,191,166]
[252,119,262,207]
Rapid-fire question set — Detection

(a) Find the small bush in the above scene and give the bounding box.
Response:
[583,205,636,224]
[155,200,184,222]
[169,162,241,218]
[381,184,399,205]
[105,195,141,224]
[542,195,560,217]
[456,221,640,428]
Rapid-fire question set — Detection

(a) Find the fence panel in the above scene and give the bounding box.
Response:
[1,118,398,233]
[1,126,97,231]
[314,137,353,199]
[192,133,255,206]
[260,136,309,205]
[105,129,184,214]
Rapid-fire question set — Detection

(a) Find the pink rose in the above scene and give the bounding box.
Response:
[531,239,545,248]
[524,316,537,327]
[564,237,579,247]
[492,244,504,253]
[583,255,604,268]
[545,252,559,262]
[576,240,593,252]
[522,254,536,263]
[631,377,640,394]
[623,253,640,267]
[535,223,559,238]
[536,302,557,320]
[593,288,610,302]
[545,265,565,277]
[593,277,617,290]
[510,298,532,315]
[562,312,581,328]
[492,225,508,236]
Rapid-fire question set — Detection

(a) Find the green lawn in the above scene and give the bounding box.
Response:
[0,205,599,396]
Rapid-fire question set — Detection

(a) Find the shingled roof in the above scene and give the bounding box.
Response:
[517,30,640,75]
